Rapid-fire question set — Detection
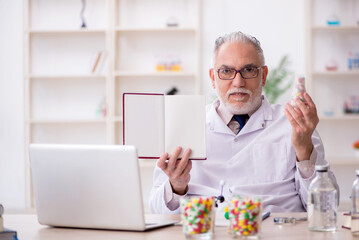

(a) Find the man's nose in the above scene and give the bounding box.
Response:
[232,72,245,87]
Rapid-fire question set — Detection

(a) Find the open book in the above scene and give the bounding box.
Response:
[123,93,206,160]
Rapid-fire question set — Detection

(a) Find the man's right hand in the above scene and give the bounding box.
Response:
[157,147,192,195]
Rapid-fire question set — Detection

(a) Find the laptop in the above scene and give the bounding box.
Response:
[29,144,177,231]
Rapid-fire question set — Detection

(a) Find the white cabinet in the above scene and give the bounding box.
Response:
[24,0,201,208]
[305,0,359,165]
[112,0,202,145]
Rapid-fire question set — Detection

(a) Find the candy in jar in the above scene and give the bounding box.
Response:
[290,76,306,107]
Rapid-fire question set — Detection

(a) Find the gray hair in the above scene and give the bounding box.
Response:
[213,31,265,66]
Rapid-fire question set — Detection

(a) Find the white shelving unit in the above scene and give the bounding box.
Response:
[23,0,201,208]
[305,0,359,165]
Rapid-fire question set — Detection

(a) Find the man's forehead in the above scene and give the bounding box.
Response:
[217,41,256,53]
[215,42,260,63]
[215,47,261,69]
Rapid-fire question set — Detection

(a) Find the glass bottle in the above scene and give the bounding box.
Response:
[307,165,338,232]
[351,170,359,236]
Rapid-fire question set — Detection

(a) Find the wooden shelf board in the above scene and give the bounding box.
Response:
[312,26,359,32]
[319,115,359,120]
[27,29,106,34]
[115,27,197,32]
[27,74,106,79]
[313,71,359,77]
[114,71,196,77]
[114,116,123,122]
[28,119,107,124]
[139,159,157,168]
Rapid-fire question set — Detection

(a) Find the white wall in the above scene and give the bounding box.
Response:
[201,0,305,104]
[0,0,26,210]
[0,0,354,211]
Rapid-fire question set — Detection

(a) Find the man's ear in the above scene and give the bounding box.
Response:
[209,68,216,89]
[261,66,268,87]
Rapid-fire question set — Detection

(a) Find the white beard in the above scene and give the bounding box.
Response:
[215,79,263,115]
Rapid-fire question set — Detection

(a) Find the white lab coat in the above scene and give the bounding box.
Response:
[149,96,335,214]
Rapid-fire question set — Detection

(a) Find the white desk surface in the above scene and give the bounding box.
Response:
[3,212,353,239]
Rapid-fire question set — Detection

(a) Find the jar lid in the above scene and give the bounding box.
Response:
[315,165,329,172]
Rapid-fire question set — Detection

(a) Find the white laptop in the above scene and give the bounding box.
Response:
[29,144,177,231]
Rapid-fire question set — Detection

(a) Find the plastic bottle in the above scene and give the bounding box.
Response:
[351,170,359,236]
[355,52,359,70]
[307,165,338,232]
[348,52,354,71]
[290,75,306,107]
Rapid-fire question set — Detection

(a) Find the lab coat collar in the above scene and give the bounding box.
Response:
[207,95,273,136]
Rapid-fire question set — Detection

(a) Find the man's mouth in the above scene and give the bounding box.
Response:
[230,92,248,97]
[229,92,248,101]
[229,93,248,102]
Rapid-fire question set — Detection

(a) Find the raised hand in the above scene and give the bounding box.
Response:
[285,92,319,161]
[157,147,192,195]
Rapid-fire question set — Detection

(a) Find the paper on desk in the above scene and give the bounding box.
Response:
[215,215,229,227]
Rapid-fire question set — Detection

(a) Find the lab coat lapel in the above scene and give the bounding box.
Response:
[240,96,273,135]
[207,96,273,136]
[207,100,235,135]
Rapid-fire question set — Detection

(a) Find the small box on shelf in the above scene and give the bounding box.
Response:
[343,95,359,114]
[155,54,182,72]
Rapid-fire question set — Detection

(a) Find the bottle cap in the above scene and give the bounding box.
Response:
[315,165,329,172]
[356,169,359,176]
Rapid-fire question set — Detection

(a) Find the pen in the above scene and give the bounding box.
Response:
[262,212,271,221]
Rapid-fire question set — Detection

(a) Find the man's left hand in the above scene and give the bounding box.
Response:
[285,92,319,161]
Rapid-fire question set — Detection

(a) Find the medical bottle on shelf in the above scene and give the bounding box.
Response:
[307,165,338,232]
[351,170,359,236]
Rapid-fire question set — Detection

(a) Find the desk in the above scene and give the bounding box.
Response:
[3,212,353,239]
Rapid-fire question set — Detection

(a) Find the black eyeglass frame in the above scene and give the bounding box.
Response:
[216,66,265,80]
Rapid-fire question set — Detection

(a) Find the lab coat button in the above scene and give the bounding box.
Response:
[234,138,238,142]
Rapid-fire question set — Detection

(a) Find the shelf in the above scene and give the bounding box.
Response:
[26,29,107,34]
[28,119,107,124]
[313,71,359,77]
[116,27,197,33]
[27,74,107,79]
[319,115,359,121]
[139,159,157,168]
[327,157,359,165]
[114,116,123,122]
[312,26,359,32]
[24,0,201,209]
[114,71,196,77]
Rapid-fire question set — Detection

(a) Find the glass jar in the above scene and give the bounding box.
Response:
[228,196,262,238]
[180,196,215,240]
[307,165,338,232]
[351,169,359,236]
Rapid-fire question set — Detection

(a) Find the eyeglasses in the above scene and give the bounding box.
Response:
[217,66,263,80]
